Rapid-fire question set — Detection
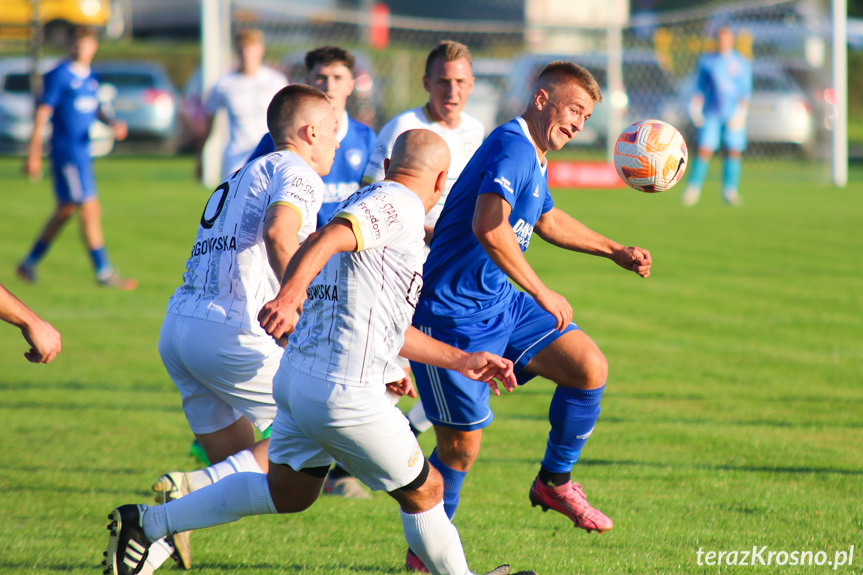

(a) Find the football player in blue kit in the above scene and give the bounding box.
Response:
[681,26,752,207]
[18,26,135,289]
[409,61,653,542]
[247,46,377,229]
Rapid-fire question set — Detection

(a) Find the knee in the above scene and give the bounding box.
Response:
[433,429,481,471]
[56,204,77,220]
[559,347,607,390]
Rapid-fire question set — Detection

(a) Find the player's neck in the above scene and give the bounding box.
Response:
[240,62,262,76]
[424,103,460,130]
[521,114,549,162]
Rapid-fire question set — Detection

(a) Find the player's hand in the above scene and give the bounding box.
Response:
[24,154,41,181]
[258,296,301,340]
[21,318,62,364]
[385,374,417,398]
[535,286,572,332]
[111,120,128,142]
[612,246,652,278]
[727,105,747,130]
[689,96,705,128]
[454,352,517,397]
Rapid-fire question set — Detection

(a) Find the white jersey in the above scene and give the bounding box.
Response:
[364,106,484,228]
[205,66,288,178]
[167,151,324,334]
[284,180,426,387]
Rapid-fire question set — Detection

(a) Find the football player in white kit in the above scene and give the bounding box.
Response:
[104,130,535,575]
[139,84,338,572]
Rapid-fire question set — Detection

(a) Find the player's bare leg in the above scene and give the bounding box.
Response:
[681,147,714,206]
[16,203,76,282]
[79,199,137,289]
[523,330,613,533]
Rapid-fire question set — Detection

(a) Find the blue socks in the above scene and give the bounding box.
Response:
[89,246,111,277]
[686,156,710,191]
[429,449,466,521]
[722,156,742,194]
[23,240,50,268]
[541,385,605,474]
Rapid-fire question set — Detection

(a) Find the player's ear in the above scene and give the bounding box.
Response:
[434,169,448,196]
[303,123,316,145]
[383,157,390,175]
[422,75,431,94]
[533,88,550,112]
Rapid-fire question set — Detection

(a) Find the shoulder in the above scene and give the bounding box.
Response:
[260,66,288,84]
[383,108,425,133]
[347,117,376,139]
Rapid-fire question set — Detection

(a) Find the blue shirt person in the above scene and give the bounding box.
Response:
[681,26,753,207]
[410,61,653,536]
[247,46,376,230]
[18,26,135,289]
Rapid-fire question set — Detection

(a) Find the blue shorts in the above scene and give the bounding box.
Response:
[52,157,97,204]
[697,115,747,154]
[410,291,578,431]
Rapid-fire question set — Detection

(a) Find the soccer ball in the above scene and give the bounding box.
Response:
[613,119,688,193]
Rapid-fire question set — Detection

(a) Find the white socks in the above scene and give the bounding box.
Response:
[407,402,433,433]
[182,449,264,492]
[401,501,470,575]
[143,472,276,541]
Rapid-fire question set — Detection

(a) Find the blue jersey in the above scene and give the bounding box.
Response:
[695,51,752,121]
[413,118,554,328]
[41,60,100,164]
[246,113,376,228]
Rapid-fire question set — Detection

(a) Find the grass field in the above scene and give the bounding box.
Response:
[0,155,861,575]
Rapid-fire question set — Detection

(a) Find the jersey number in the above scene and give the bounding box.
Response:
[200,182,229,230]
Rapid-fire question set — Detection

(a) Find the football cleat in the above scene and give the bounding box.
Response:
[15,263,36,284]
[151,472,192,569]
[323,476,372,500]
[529,477,614,533]
[97,270,138,290]
[103,504,151,575]
[405,548,430,573]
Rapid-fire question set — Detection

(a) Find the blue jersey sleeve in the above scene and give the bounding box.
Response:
[40,65,66,109]
[542,185,554,213]
[246,133,275,165]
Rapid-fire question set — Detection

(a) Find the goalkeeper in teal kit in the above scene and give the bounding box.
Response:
[681,26,752,207]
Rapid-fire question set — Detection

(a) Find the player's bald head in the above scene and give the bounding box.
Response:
[267,84,332,142]
[387,129,451,178]
[534,60,602,104]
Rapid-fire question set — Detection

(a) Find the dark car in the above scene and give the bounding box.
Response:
[93,61,179,152]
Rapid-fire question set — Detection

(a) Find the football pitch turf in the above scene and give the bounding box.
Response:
[0,155,860,574]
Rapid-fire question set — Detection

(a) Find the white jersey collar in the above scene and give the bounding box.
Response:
[515,116,547,175]
[336,109,349,143]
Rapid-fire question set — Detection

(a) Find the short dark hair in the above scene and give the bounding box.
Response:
[305,46,356,76]
[536,61,602,103]
[73,26,99,42]
[267,84,329,139]
[424,40,472,77]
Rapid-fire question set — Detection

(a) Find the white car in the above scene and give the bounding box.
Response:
[0,57,115,157]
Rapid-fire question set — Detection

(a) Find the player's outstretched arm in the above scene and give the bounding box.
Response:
[400,327,517,396]
[535,207,652,278]
[24,105,52,180]
[262,205,302,279]
[258,219,358,339]
[0,284,62,364]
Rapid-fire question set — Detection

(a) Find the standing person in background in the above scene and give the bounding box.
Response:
[247,45,377,230]
[17,26,135,290]
[0,283,61,364]
[681,26,752,207]
[196,28,287,180]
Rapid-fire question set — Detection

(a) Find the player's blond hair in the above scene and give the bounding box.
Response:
[234,28,264,48]
[536,61,603,104]
[424,40,472,76]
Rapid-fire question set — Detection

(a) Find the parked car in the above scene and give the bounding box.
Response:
[496,51,677,147]
[93,61,179,152]
[666,62,815,156]
[0,57,114,156]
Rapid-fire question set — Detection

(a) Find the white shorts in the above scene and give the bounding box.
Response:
[158,312,282,434]
[268,367,425,493]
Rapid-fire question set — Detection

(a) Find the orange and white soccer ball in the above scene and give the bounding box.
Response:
[613,119,688,193]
